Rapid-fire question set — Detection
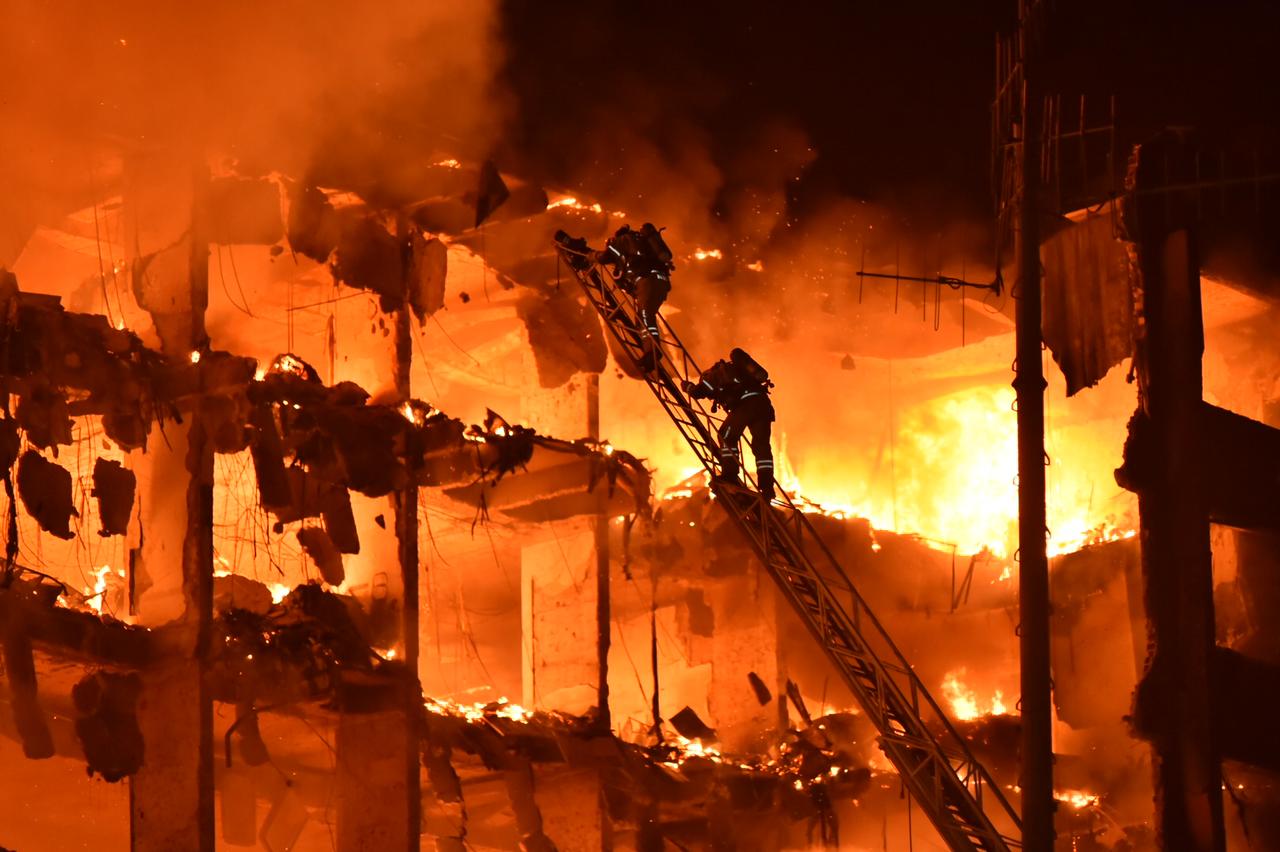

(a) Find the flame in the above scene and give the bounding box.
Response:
[1055,789,1100,810]
[941,669,1011,721]
[82,565,125,617]
[189,350,201,364]
[692,248,723,261]
[424,696,534,724]
[268,353,312,379]
[269,583,291,604]
[493,701,534,723]
[1048,520,1137,557]
[546,196,604,214]
[745,260,764,272]
[775,371,1138,559]
[671,735,723,763]
[661,469,710,502]
[434,158,461,169]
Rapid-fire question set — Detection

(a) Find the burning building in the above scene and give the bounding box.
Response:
[1,2,1280,851]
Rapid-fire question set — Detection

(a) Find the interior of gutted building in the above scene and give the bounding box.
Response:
[2,2,1279,851]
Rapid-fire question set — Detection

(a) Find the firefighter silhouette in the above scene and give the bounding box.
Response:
[683,348,776,500]
[598,223,673,369]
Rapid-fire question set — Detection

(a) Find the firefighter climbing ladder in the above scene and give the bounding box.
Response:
[554,241,1023,852]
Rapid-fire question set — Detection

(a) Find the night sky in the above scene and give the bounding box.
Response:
[499,1,1280,229]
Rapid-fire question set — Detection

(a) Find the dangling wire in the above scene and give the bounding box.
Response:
[858,241,866,304]
[894,242,900,314]
[933,278,942,331]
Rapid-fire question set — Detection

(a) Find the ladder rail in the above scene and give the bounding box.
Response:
[716,485,1017,847]
[558,244,1023,850]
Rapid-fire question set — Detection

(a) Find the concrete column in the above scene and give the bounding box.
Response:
[522,517,602,716]
[337,710,414,850]
[334,217,421,851]
[124,153,214,852]
[1129,228,1223,850]
[695,571,781,751]
[533,768,609,852]
[521,369,610,727]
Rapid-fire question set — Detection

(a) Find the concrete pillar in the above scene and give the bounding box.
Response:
[130,664,209,850]
[124,152,214,852]
[533,768,609,852]
[522,517,603,716]
[695,571,781,751]
[334,218,421,851]
[521,369,610,727]
[1125,143,1225,851]
[336,710,414,850]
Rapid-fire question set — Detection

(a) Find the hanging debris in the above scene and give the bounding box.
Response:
[286,183,342,264]
[92,458,136,537]
[249,403,291,510]
[410,235,448,321]
[206,177,284,246]
[16,450,77,539]
[14,384,73,451]
[0,417,19,470]
[517,289,608,388]
[296,526,345,587]
[71,671,144,782]
[332,215,406,313]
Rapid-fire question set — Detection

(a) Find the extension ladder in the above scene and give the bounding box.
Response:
[554,238,1023,851]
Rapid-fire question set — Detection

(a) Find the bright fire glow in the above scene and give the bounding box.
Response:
[434,158,461,169]
[692,248,723,261]
[80,565,126,617]
[942,669,1010,721]
[546,196,604,214]
[269,583,291,604]
[269,353,311,379]
[773,377,1137,558]
[1056,789,1101,810]
[672,735,723,763]
[189,350,201,364]
[424,696,534,724]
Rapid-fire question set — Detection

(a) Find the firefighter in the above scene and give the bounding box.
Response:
[598,223,674,369]
[682,348,776,500]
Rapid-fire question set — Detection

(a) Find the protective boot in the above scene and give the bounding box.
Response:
[715,454,741,487]
[758,470,777,502]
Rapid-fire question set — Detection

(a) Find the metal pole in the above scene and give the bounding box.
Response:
[1014,24,1055,850]
[394,214,422,850]
[588,373,612,734]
